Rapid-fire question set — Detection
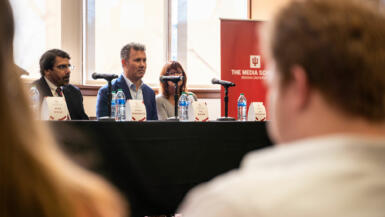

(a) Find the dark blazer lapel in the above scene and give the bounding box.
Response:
[62,86,73,118]
[38,77,54,97]
[116,75,132,100]
[61,85,89,120]
[142,85,150,106]
[62,85,74,100]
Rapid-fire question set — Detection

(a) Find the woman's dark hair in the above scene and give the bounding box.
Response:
[159,61,188,98]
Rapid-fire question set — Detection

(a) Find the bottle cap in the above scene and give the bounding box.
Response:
[240,93,244,95]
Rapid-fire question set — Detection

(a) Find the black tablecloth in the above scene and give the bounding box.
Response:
[49,121,272,217]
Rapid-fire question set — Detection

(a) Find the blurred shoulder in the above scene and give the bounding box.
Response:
[64,84,82,96]
[67,84,81,91]
[156,94,166,99]
[156,94,167,103]
[178,169,249,217]
[32,78,42,86]
[141,83,153,91]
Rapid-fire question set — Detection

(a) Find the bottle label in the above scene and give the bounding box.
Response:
[179,101,187,106]
[117,99,125,105]
[237,102,246,106]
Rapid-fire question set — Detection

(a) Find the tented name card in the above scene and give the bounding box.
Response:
[41,97,70,121]
[188,101,209,122]
[247,102,266,121]
[126,100,146,121]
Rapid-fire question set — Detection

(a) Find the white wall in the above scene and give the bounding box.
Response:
[251,0,290,20]
[83,96,97,118]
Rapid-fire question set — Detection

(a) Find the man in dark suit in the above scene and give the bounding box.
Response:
[32,49,89,120]
[96,43,158,120]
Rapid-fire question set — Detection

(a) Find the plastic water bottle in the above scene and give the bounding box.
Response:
[116,89,126,121]
[110,91,117,119]
[187,93,195,105]
[178,92,188,121]
[237,93,247,121]
[30,86,40,114]
[186,93,195,118]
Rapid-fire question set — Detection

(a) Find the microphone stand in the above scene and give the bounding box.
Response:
[167,81,180,121]
[217,85,235,121]
[107,79,112,117]
[98,77,116,121]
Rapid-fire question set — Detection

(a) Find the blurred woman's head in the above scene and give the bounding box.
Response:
[0,0,126,216]
[159,61,187,98]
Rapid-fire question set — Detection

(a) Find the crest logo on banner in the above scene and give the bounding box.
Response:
[250,55,261,68]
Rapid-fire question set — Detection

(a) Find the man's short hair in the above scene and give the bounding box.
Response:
[269,0,385,122]
[39,49,70,76]
[120,42,146,60]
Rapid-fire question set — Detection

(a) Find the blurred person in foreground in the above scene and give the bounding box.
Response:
[0,0,127,216]
[96,42,158,120]
[156,61,196,120]
[32,49,89,120]
[178,0,385,216]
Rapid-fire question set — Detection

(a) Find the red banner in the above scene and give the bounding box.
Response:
[220,19,268,119]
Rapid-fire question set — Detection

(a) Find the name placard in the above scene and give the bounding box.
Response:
[188,101,209,122]
[247,102,266,121]
[41,97,70,120]
[126,100,146,121]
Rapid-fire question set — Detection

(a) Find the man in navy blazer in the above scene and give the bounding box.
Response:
[32,49,89,120]
[96,43,158,120]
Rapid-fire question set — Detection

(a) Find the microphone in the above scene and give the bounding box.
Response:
[211,78,235,87]
[92,72,119,80]
[160,75,184,83]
